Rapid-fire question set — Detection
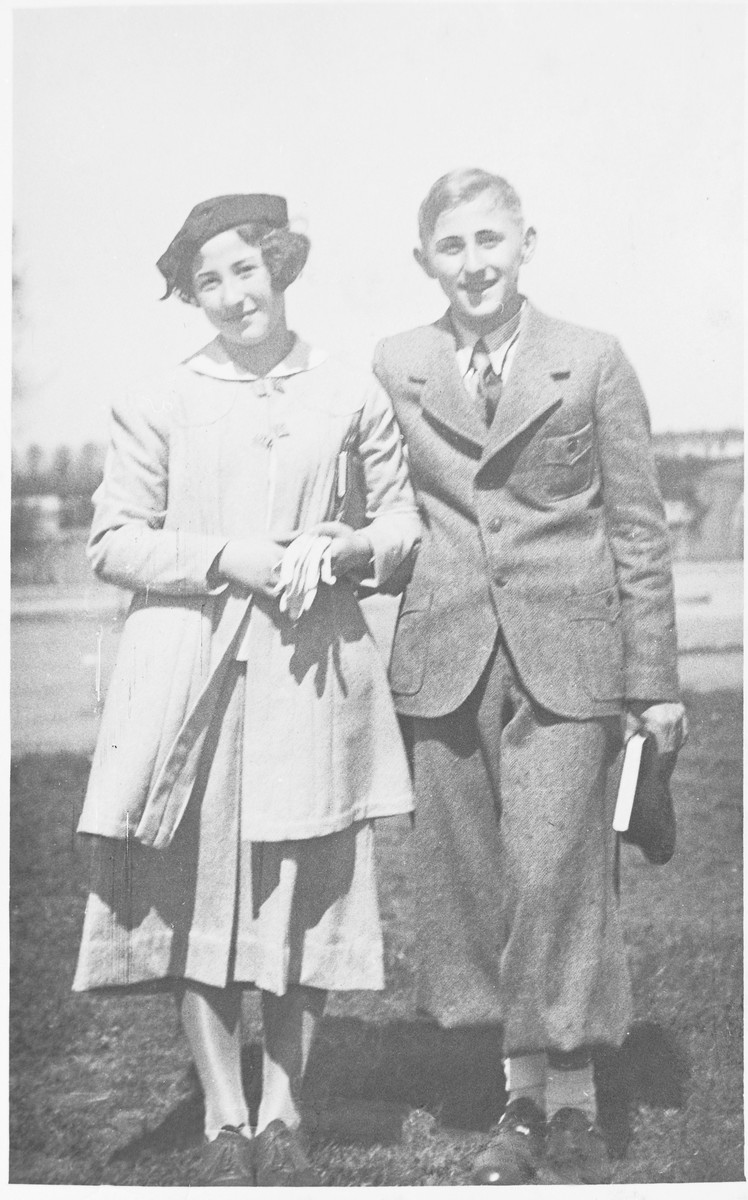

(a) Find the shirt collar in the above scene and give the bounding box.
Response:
[453,300,526,376]
[184,333,328,381]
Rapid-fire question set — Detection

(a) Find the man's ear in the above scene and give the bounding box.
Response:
[413,246,436,278]
[521,226,537,265]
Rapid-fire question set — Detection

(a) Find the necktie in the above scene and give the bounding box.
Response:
[470,339,503,425]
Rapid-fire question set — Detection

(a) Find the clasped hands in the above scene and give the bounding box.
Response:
[218,539,688,747]
[216,521,373,607]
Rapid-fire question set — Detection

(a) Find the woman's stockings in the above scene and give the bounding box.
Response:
[257,985,326,1132]
[178,982,250,1140]
[178,981,326,1137]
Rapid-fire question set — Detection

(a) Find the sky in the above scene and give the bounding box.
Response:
[12,1,745,452]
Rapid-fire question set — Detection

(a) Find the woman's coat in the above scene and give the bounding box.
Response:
[77,337,420,848]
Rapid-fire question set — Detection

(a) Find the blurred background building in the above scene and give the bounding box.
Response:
[11,429,743,593]
[653,431,743,562]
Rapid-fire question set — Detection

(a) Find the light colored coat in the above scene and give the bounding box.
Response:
[77,337,420,848]
[373,304,680,720]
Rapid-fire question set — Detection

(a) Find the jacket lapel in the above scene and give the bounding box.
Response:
[412,316,487,449]
[479,304,570,467]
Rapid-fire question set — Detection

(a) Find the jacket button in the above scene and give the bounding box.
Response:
[495,576,507,587]
[487,517,501,532]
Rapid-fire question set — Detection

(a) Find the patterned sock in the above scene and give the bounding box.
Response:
[503,1053,547,1112]
[545,1051,596,1124]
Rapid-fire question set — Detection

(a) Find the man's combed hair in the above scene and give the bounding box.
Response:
[175,222,311,305]
[418,168,524,246]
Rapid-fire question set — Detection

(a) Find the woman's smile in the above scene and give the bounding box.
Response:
[191,229,287,350]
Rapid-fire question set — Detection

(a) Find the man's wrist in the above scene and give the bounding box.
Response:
[343,532,375,578]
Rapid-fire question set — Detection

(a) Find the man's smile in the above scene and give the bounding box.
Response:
[463,278,499,301]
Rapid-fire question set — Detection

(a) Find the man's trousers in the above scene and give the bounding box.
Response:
[404,635,633,1056]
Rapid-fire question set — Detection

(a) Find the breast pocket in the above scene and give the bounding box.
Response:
[539,422,594,500]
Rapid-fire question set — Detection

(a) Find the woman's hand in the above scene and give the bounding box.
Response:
[216,539,286,598]
[308,522,374,579]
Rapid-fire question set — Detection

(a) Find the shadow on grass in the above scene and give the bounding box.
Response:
[110,1016,688,1165]
[596,1020,690,1156]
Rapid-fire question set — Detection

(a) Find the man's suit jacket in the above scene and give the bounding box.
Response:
[373,303,680,721]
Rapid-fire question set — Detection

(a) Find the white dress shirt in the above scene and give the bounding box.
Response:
[453,301,526,400]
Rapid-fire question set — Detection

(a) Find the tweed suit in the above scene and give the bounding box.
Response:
[373,303,680,1052]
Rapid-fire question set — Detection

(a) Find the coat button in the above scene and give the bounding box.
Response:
[487,517,501,532]
[495,575,507,587]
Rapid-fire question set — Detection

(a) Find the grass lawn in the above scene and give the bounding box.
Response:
[9,688,743,1185]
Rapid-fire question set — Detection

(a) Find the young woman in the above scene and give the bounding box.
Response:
[73,193,419,1185]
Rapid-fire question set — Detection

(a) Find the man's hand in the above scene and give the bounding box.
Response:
[624,701,688,754]
[308,521,373,578]
[217,539,287,598]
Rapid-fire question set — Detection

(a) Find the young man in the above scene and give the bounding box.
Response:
[373,169,687,1185]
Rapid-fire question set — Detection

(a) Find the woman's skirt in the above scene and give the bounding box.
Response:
[73,664,384,995]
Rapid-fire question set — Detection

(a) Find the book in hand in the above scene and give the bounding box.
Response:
[613,732,678,865]
[613,733,647,833]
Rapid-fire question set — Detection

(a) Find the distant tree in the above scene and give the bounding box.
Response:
[11,450,26,496]
[71,442,106,497]
[51,445,74,496]
[24,444,47,493]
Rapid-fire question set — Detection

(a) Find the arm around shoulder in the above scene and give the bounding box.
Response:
[352,375,421,590]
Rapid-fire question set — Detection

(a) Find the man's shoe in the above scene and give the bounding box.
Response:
[472,1098,546,1185]
[544,1106,613,1184]
[254,1118,320,1186]
[201,1125,255,1186]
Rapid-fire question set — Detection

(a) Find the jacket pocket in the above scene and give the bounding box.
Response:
[569,585,625,700]
[540,421,594,500]
[388,592,432,696]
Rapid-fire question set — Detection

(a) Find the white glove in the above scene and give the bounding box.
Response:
[278,534,336,622]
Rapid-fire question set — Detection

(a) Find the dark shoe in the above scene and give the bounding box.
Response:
[254,1119,319,1187]
[472,1098,546,1185]
[201,1125,255,1186]
[544,1106,612,1184]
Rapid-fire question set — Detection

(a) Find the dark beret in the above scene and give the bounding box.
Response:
[157,193,289,297]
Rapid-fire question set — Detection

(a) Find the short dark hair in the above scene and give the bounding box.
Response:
[418,168,524,246]
[174,221,311,305]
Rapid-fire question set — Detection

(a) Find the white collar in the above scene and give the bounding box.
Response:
[453,301,525,376]
[184,334,327,381]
